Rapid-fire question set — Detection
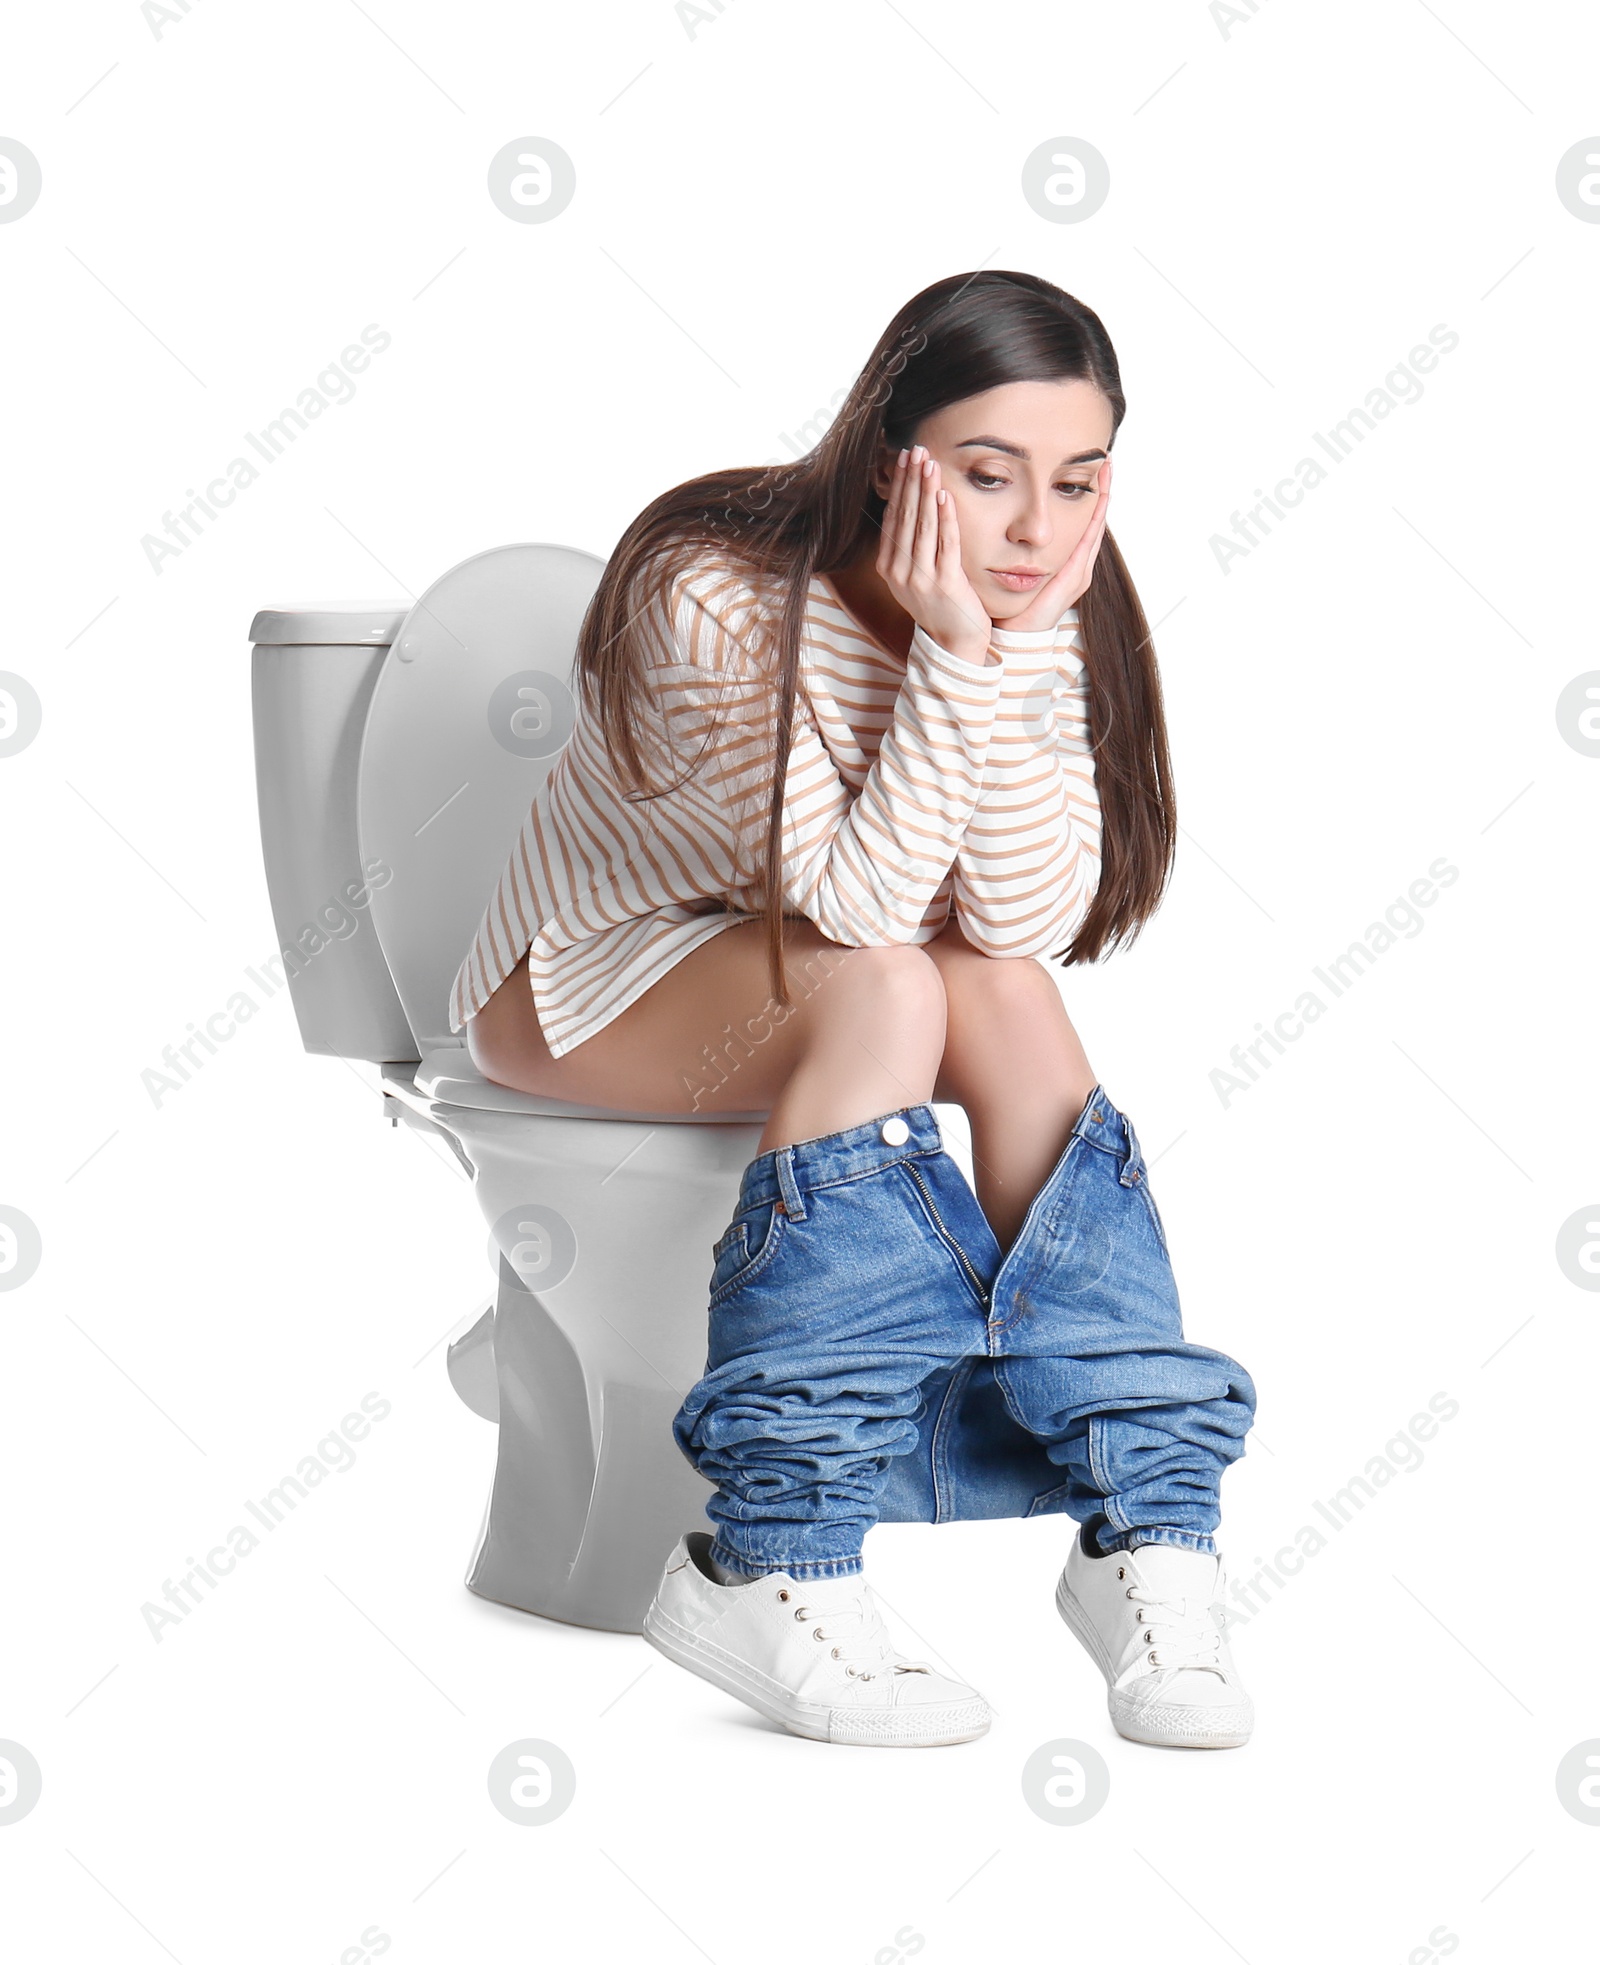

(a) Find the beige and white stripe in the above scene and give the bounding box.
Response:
[447,549,1101,1059]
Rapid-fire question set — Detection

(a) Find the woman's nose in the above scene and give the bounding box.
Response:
[1009,487,1054,547]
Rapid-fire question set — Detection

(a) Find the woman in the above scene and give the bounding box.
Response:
[450,270,1257,1752]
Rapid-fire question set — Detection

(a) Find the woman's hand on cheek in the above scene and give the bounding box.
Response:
[1003,452,1113,633]
[876,444,994,664]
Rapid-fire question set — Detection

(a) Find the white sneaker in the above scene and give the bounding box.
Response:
[642,1532,992,1747]
[1055,1528,1254,1749]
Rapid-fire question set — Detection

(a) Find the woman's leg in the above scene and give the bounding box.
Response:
[466,912,1104,1196]
[922,915,1100,1251]
[465,920,947,1154]
[908,922,1255,1552]
[651,919,1118,1574]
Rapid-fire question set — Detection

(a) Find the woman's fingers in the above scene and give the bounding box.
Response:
[882,444,956,595]
[1080,454,1113,577]
[888,438,939,573]
[872,445,992,660]
[934,478,974,609]
[1066,454,1114,582]
[1089,452,1112,543]
[912,453,940,575]
[875,445,907,580]
[935,480,960,574]
[896,444,927,574]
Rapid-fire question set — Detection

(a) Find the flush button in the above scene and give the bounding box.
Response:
[880,1116,911,1145]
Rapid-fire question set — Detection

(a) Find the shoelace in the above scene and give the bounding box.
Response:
[788,1589,931,1682]
[1118,1577,1227,1686]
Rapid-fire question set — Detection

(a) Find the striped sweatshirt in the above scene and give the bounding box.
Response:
[446,549,1102,1058]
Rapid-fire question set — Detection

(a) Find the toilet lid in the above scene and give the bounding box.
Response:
[356,542,606,1057]
[248,603,411,645]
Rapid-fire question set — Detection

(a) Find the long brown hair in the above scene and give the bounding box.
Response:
[573,267,1175,1014]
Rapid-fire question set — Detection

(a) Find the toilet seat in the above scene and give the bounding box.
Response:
[412,1046,768,1123]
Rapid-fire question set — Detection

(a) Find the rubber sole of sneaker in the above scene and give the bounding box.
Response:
[1054,1570,1253,1750]
[642,1595,991,1747]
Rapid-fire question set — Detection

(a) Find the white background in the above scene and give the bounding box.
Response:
[3,1,1597,1959]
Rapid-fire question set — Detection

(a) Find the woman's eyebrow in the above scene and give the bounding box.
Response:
[953,436,1107,465]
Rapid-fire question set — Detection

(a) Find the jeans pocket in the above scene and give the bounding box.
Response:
[708,1196,787,1305]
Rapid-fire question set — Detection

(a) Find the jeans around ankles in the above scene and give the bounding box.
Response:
[669,1084,1256,1582]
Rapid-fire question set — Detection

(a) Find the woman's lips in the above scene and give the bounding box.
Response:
[989,567,1047,591]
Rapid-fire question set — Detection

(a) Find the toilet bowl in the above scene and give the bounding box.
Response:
[249,542,780,1634]
[248,542,1032,1636]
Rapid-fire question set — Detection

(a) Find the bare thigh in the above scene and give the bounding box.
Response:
[465,919,948,1147]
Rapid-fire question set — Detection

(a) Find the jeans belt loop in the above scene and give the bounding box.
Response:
[776,1145,807,1220]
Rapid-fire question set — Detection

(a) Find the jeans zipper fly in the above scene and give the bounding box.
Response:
[906,1160,988,1303]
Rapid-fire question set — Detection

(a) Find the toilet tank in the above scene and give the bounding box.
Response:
[249,601,421,1063]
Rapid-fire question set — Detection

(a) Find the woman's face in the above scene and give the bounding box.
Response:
[874,378,1115,622]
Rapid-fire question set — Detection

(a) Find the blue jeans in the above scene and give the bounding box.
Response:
[671,1084,1256,1581]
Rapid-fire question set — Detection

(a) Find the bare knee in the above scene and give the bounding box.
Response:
[831,940,945,1016]
[970,953,1060,1016]
[795,942,946,1067]
[933,943,1064,1035]
[933,951,1096,1107]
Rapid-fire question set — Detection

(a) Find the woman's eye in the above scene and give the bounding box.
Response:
[966,472,1094,496]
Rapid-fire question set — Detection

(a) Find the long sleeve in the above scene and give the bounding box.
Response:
[647,560,1008,947]
[950,608,1103,958]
